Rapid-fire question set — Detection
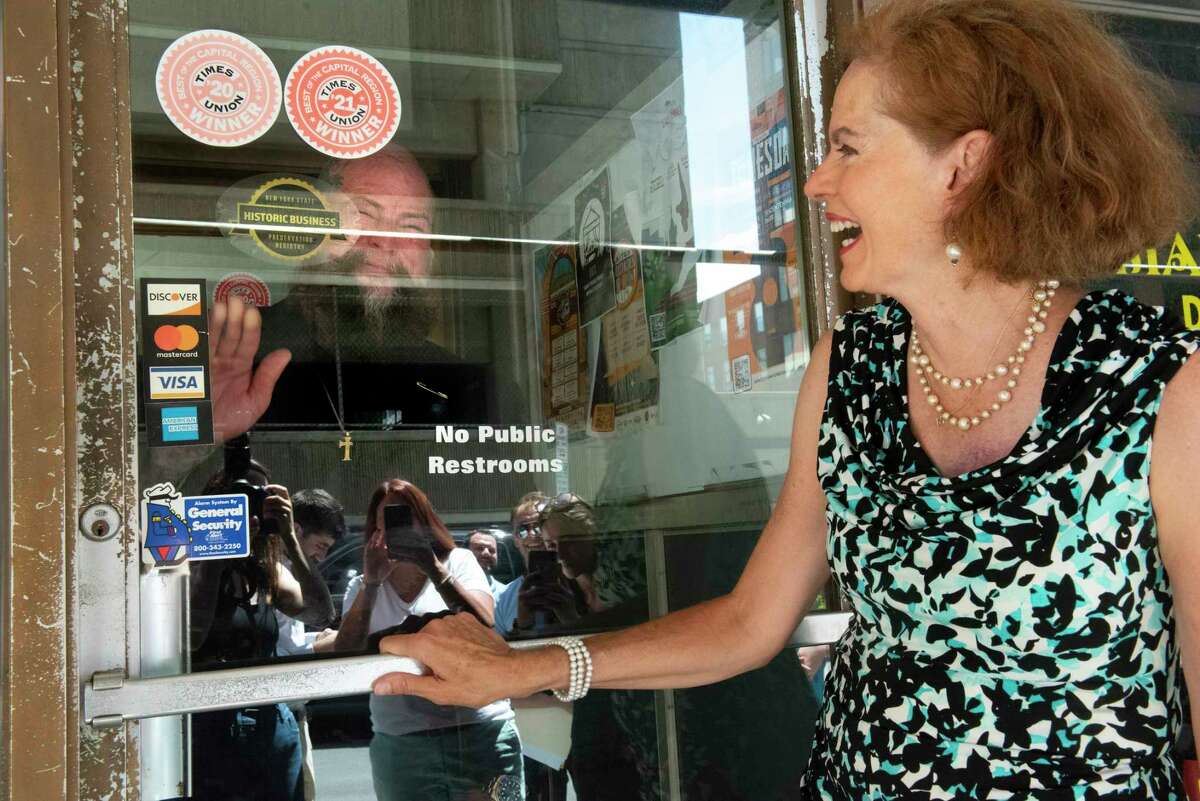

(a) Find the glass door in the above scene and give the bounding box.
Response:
[1086,4,1200,793]
[1091,1,1200,323]
[81,1,848,799]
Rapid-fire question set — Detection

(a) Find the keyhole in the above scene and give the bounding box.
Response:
[91,520,109,539]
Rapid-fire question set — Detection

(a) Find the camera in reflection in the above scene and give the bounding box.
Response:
[228,478,277,536]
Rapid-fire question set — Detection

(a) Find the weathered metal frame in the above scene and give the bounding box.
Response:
[69,0,143,797]
[3,0,73,798]
[3,0,140,798]
[786,0,862,337]
[0,1,10,794]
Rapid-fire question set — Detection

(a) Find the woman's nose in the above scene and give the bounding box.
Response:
[803,158,833,200]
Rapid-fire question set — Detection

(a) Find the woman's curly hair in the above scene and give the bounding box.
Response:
[850,0,1197,284]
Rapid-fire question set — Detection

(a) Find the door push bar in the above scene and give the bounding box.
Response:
[84,612,852,729]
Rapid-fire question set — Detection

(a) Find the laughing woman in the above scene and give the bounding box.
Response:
[369,0,1199,797]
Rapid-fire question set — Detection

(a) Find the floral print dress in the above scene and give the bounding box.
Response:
[802,290,1197,800]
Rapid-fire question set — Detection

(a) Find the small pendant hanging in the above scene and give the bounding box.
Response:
[338,431,353,462]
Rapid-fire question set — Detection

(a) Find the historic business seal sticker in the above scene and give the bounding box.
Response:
[214,272,271,307]
[284,46,401,159]
[155,30,282,147]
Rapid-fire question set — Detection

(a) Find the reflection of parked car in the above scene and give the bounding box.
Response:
[307,522,522,747]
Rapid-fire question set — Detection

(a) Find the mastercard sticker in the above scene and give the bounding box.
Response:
[153,324,201,353]
[284,46,401,159]
[156,30,282,148]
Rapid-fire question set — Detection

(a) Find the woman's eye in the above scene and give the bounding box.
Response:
[836,144,857,157]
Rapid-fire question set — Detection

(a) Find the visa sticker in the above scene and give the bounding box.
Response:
[149,366,206,400]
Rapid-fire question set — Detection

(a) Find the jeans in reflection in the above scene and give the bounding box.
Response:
[191,703,303,801]
[369,717,524,801]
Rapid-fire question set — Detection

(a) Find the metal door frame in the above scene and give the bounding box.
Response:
[3,0,142,798]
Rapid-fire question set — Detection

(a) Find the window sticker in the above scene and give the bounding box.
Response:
[141,483,190,568]
[140,279,214,445]
[216,174,348,266]
[145,282,203,317]
[215,272,271,307]
[574,167,618,327]
[148,366,206,401]
[155,29,282,147]
[284,45,401,159]
[140,483,251,568]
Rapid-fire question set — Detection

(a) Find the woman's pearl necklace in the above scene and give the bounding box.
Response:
[910,279,1059,432]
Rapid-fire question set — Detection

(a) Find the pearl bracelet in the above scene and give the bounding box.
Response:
[549,637,593,702]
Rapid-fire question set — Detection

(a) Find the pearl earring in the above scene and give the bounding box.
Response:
[945,242,963,267]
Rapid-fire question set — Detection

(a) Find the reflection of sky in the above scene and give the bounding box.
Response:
[680,12,759,254]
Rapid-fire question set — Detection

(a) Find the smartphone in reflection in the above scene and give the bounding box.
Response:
[526,548,560,579]
[383,503,429,561]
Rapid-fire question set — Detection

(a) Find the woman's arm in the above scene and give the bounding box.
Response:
[332,579,378,652]
[375,332,835,706]
[333,529,396,652]
[430,565,496,627]
[1150,349,1200,745]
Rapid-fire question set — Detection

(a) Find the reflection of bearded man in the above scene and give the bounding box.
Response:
[291,144,439,352]
[292,249,438,350]
[252,144,520,427]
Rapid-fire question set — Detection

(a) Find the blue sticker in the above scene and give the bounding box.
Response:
[160,405,201,442]
[183,494,251,560]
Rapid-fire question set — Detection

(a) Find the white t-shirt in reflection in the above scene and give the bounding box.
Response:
[343,547,514,736]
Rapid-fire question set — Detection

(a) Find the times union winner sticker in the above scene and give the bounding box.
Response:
[155,30,282,147]
[284,46,401,159]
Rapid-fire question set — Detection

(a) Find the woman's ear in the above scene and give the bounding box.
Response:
[946,129,992,193]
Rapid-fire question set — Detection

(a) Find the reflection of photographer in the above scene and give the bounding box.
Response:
[498,493,654,801]
[188,436,334,801]
[332,479,523,801]
[190,437,334,655]
[499,493,618,638]
[517,548,579,631]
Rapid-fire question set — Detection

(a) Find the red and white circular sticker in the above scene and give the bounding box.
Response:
[215,272,271,307]
[284,46,401,159]
[155,30,281,147]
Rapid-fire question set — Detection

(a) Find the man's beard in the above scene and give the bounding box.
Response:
[296,250,436,350]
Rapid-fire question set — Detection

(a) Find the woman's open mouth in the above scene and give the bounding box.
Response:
[829,218,861,255]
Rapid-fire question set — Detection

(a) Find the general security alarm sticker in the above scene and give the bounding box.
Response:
[284,45,401,159]
[140,483,251,567]
[155,30,282,147]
